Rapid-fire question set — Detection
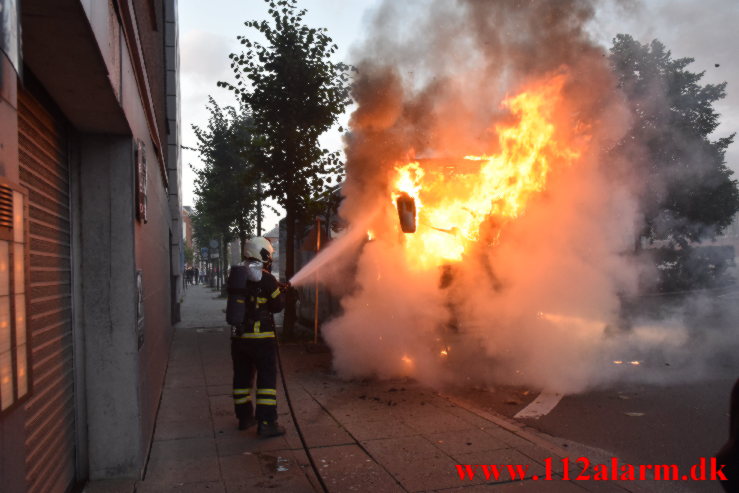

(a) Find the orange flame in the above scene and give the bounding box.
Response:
[390,74,585,269]
[392,162,424,207]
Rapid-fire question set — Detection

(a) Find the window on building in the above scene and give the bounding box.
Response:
[0,180,29,413]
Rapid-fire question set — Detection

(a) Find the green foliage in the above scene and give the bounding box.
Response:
[218,0,352,330]
[191,207,218,253]
[646,246,735,292]
[610,34,739,248]
[184,243,194,266]
[218,0,352,219]
[191,97,263,245]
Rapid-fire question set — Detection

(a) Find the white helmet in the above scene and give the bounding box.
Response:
[243,236,274,263]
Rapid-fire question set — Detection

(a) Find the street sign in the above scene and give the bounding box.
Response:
[201,247,208,257]
[210,253,219,259]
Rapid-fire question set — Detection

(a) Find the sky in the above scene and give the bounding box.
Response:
[177,0,739,234]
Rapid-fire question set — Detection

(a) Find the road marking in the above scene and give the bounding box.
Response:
[514,392,564,419]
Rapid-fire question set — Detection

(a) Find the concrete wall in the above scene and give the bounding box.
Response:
[78,0,179,478]
[78,136,142,478]
[166,0,183,323]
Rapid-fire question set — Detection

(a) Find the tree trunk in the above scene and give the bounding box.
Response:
[220,233,227,296]
[283,195,297,337]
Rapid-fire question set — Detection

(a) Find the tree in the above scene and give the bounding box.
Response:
[609,34,739,248]
[192,98,263,262]
[184,243,194,267]
[220,0,352,333]
[190,207,222,287]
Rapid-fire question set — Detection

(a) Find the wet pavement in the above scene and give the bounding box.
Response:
[85,283,643,492]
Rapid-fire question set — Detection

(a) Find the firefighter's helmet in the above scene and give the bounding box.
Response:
[243,236,274,263]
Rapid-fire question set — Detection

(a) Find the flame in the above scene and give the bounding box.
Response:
[389,74,586,269]
[392,162,424,207]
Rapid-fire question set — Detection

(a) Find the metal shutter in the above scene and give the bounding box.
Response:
[18,87,75,493]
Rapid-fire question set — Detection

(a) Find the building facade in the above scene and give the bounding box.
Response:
[182,205,193,253]
[0,0,183,491]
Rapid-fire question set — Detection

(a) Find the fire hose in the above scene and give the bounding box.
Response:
[274,284,329,493]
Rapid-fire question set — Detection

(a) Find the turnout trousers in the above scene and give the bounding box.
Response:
[230,338,278,423]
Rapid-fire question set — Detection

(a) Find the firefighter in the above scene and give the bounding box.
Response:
[229,236,286,437]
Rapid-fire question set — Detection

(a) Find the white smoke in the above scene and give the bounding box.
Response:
[311,0,738,394]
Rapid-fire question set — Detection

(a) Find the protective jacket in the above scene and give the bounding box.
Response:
[228,267,284,339]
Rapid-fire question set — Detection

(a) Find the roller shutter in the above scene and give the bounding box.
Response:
[18,87,76,493]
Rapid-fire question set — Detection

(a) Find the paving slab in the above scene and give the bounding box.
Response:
[154,417,215,441]
[83,480,135,493]
[299,421,356,448]
[144,437,221,484]
[437,478,588,492]
[340,417,418,441]
[135,480,226,493]
[221,449,317,492]
[206,384,232,396]
[218,451,265,482]
[158,386,212,421]
[424,428,510,455]
[310,444,405,493]
[452,448,547,478]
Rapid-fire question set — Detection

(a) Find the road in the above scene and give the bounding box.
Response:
[454,291,739,492]
[463,379,733,492]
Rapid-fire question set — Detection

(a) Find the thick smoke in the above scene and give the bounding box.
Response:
[316,0,736,393]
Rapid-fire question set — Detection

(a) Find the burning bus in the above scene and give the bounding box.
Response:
[287,74,595,360]
[283,0,738,393]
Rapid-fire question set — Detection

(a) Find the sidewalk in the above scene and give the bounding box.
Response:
[86,284,636,493]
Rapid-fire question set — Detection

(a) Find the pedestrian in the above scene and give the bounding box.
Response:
[227,236,286,437]
[193,267,199,285]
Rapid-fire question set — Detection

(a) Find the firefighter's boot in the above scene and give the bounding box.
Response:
[258,420,286,437]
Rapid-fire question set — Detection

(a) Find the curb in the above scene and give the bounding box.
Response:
[442,393,641,492]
